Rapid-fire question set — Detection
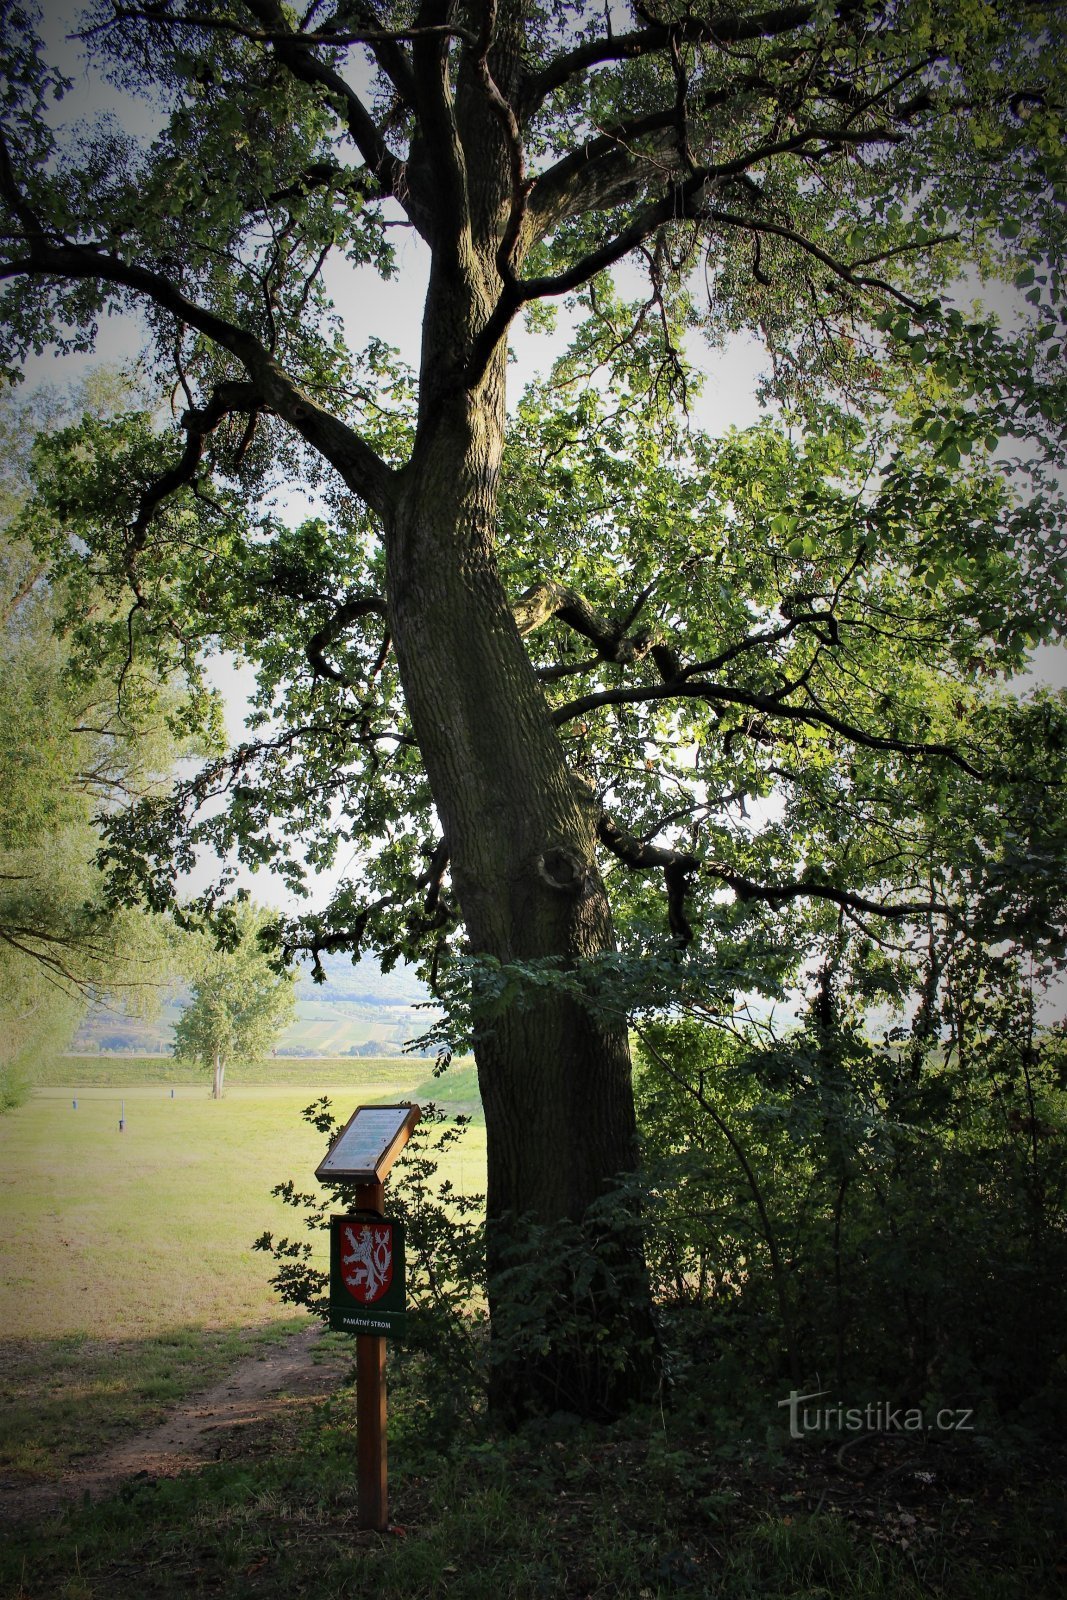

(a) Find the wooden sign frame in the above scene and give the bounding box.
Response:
[314,1102,421,1185]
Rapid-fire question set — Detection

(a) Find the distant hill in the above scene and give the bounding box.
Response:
[71,950,439,1057]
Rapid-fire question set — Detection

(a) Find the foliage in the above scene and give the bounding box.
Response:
[0,0,1061,989]
[633,966,1067,1429]
[23,996,1062,1441]
[254,1098,487,1444]
[2,0,1066,1409]
[0,379,218,1107]
[258,1087,671,1425]
[173,902,297,1096]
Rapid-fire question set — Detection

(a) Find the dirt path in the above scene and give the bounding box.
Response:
[0,1325,349,1526]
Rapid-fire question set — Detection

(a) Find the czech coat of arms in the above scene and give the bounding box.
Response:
[340,1222,394,1303]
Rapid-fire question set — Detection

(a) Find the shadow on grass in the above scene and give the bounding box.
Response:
[1,1396,1065,1600]
[0,1320,305,1483]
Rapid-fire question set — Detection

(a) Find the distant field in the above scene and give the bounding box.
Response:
[72,950,432,1057]
[33,1052,448,1089]
[33,1052,484,1111]
[0,1061,486,1343]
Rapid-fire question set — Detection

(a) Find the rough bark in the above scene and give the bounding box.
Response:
[384,243,655,1417]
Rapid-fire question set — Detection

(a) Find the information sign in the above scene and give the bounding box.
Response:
[315,1103,420,1183]
[329,1215,406,1338]
[316,1101,421,1530]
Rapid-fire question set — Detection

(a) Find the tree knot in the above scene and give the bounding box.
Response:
[536,846,590,895]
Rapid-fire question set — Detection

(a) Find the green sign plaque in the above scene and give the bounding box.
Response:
[329,1215,406,1338]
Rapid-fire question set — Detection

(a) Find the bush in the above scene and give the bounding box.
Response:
[633,984,1067,1430]
[255,1099,487,1448]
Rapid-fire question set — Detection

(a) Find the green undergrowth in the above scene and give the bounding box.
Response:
[2,1389,1062,1600]
[0,1322,303,1482]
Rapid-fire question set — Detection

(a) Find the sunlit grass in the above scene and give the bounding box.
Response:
[0,1061,486,1480]
[0,1071,485,1340]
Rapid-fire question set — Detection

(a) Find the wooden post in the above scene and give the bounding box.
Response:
[318,1105,420,1532]
[355,1178,388,1531]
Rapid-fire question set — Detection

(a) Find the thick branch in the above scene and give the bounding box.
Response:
[702,861,937,920]
[0,239,398,517]
[129,380,260,549]
[525,76,770,238]
[597,804,941,946]
[469,119,910,383]
[82,2,472,52]
[522,2,818,117]
[469,0,527,281]
[685,615,833,676]
[516,578,838,683]
[513,580,656,666]
[280,835,452,979]
[306,593,388,684]
[553,679,982,777]
[704,205,928,316]
[520,122,909,300]
[85,1,427,109]
[241,0,413,219]
[597,811,698,944]
[408,0,470,253]
[262,158,375,210]
[325,3,426,105]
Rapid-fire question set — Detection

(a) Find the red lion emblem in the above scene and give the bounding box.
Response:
[340,1223,393,1303]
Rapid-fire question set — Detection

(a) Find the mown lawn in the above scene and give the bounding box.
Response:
[0,1059,485,1480]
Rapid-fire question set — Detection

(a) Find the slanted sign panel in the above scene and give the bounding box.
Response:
[315,1104,419,1183]
[329,1216,406,1337]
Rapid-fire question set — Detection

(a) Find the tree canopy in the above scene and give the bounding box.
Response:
[1,0,1065,1413]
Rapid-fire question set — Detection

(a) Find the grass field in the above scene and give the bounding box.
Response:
[30,1053,471,1091]
[0,1057,485,1480]
[0,1059,485,1340]
[4,1060,1065,1597]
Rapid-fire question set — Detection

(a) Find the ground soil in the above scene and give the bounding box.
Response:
[0,1325,349,1526]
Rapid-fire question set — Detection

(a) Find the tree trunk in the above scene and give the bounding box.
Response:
[382,254,656,1419]
[212,1051,224,1100]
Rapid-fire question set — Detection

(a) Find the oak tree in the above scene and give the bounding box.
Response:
[2,0,1064,1413]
